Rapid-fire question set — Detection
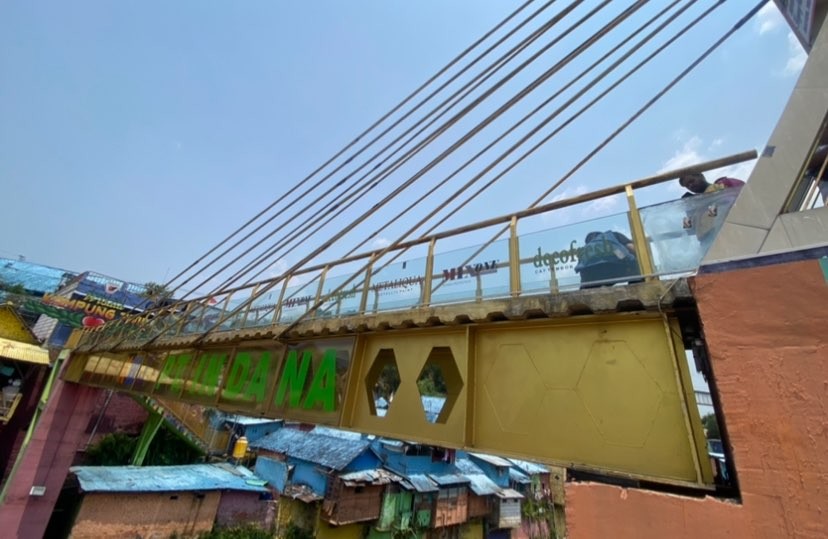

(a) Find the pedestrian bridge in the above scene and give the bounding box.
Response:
[63,153,755,491]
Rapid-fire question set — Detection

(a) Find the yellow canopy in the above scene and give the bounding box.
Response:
[0,337,50,366]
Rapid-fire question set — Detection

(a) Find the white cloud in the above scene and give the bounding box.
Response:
[371,237,391,249]
[660,134,755,195]
[783,31,807,76]
[755,3,783,35]
[660,136,704,174]
[540,184,620,226]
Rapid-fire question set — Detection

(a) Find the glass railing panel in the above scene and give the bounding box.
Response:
[242,282,284,328]
[367,255,428,313]
[430,238,510,306]
[277,279,321,324]
[315,272,365,318]
[218,288,257,331]
[519,212,640,293]
[640,187,741,274]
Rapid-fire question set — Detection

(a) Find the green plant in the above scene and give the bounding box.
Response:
[283,523,313,539]
[143,427,203,466]
[701,413,721,439]
[198,524,273,539]
[85,432,137,465]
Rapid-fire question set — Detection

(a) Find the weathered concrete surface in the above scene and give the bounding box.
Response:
[119,279,692,351]
[565,257,828,539]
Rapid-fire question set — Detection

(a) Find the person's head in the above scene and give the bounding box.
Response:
[679,172,710,194]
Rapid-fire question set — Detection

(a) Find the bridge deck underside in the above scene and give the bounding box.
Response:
[65,280,712,488]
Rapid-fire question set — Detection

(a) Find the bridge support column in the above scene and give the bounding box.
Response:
[131,409,164,466]
[0,378,102,538]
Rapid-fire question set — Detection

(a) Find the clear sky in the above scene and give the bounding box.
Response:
[0,1,806,286]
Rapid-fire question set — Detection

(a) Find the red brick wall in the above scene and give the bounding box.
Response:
[83,391,148,447]
[565,258,828,539]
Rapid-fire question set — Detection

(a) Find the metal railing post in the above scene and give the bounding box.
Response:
[359,255,376,314]
[625,184,656,280]
[422,238,437,307]
[509,217,521,297]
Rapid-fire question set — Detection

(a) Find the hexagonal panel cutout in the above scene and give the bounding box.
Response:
[416,347,463,424]
[365,349,401,418]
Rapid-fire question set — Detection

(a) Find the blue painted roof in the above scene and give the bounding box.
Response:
[508,458,548,475]
[429,473,470,487]
[311,425,369,440]
[455,458,524,498]
[509,468,531,484]
[469,452,512,468]
[224,415,284,427]
[0,258,76,295]
[400,474,439,493]
[71,464,268,493]
[250,428,372,470]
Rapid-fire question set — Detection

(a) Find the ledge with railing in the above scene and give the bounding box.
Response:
[79,151,755,352]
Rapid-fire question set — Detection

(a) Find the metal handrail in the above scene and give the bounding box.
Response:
[80,150,756,350]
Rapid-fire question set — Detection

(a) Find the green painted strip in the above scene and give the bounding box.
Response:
[820,257,828,283]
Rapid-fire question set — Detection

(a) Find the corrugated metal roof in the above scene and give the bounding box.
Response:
[495,488,524,500]
[0,337,50,365]
[464,473,500,496]
[224,415,283,427]
[469,452,512,468]
[429,473,470,487]
[250,428,371,470]
[509,468,531,484]
[0,258,76,295]
[283,484,323,502]
[340,468,401,486]
[311,426,368,440]
[401,474,439,493]
[508,458,548,475]
[71,464,268,493]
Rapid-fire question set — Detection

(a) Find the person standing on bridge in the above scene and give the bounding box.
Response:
[678,172,744,254]
[678,172,744,196]
[575,231,641,289]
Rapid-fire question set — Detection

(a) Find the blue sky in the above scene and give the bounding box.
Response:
[0,1,807,286]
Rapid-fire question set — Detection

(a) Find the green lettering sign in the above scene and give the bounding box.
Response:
[243,353,272,403]
[274,350,311,408]
[224,351,252,398]
[156,352,192,394]
[194,352,227,397]
[303,349,337,412]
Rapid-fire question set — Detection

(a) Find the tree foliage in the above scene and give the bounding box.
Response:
[416,364,447,397]
[701,413,720,439]
[84,428,202,466]
[196,525,273,539]
[141,281,173,307]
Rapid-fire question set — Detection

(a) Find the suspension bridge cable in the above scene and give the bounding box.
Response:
[189,1,652,340]
[176,0,570,298]
[161,0,539,293]
[195,0,606,299]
